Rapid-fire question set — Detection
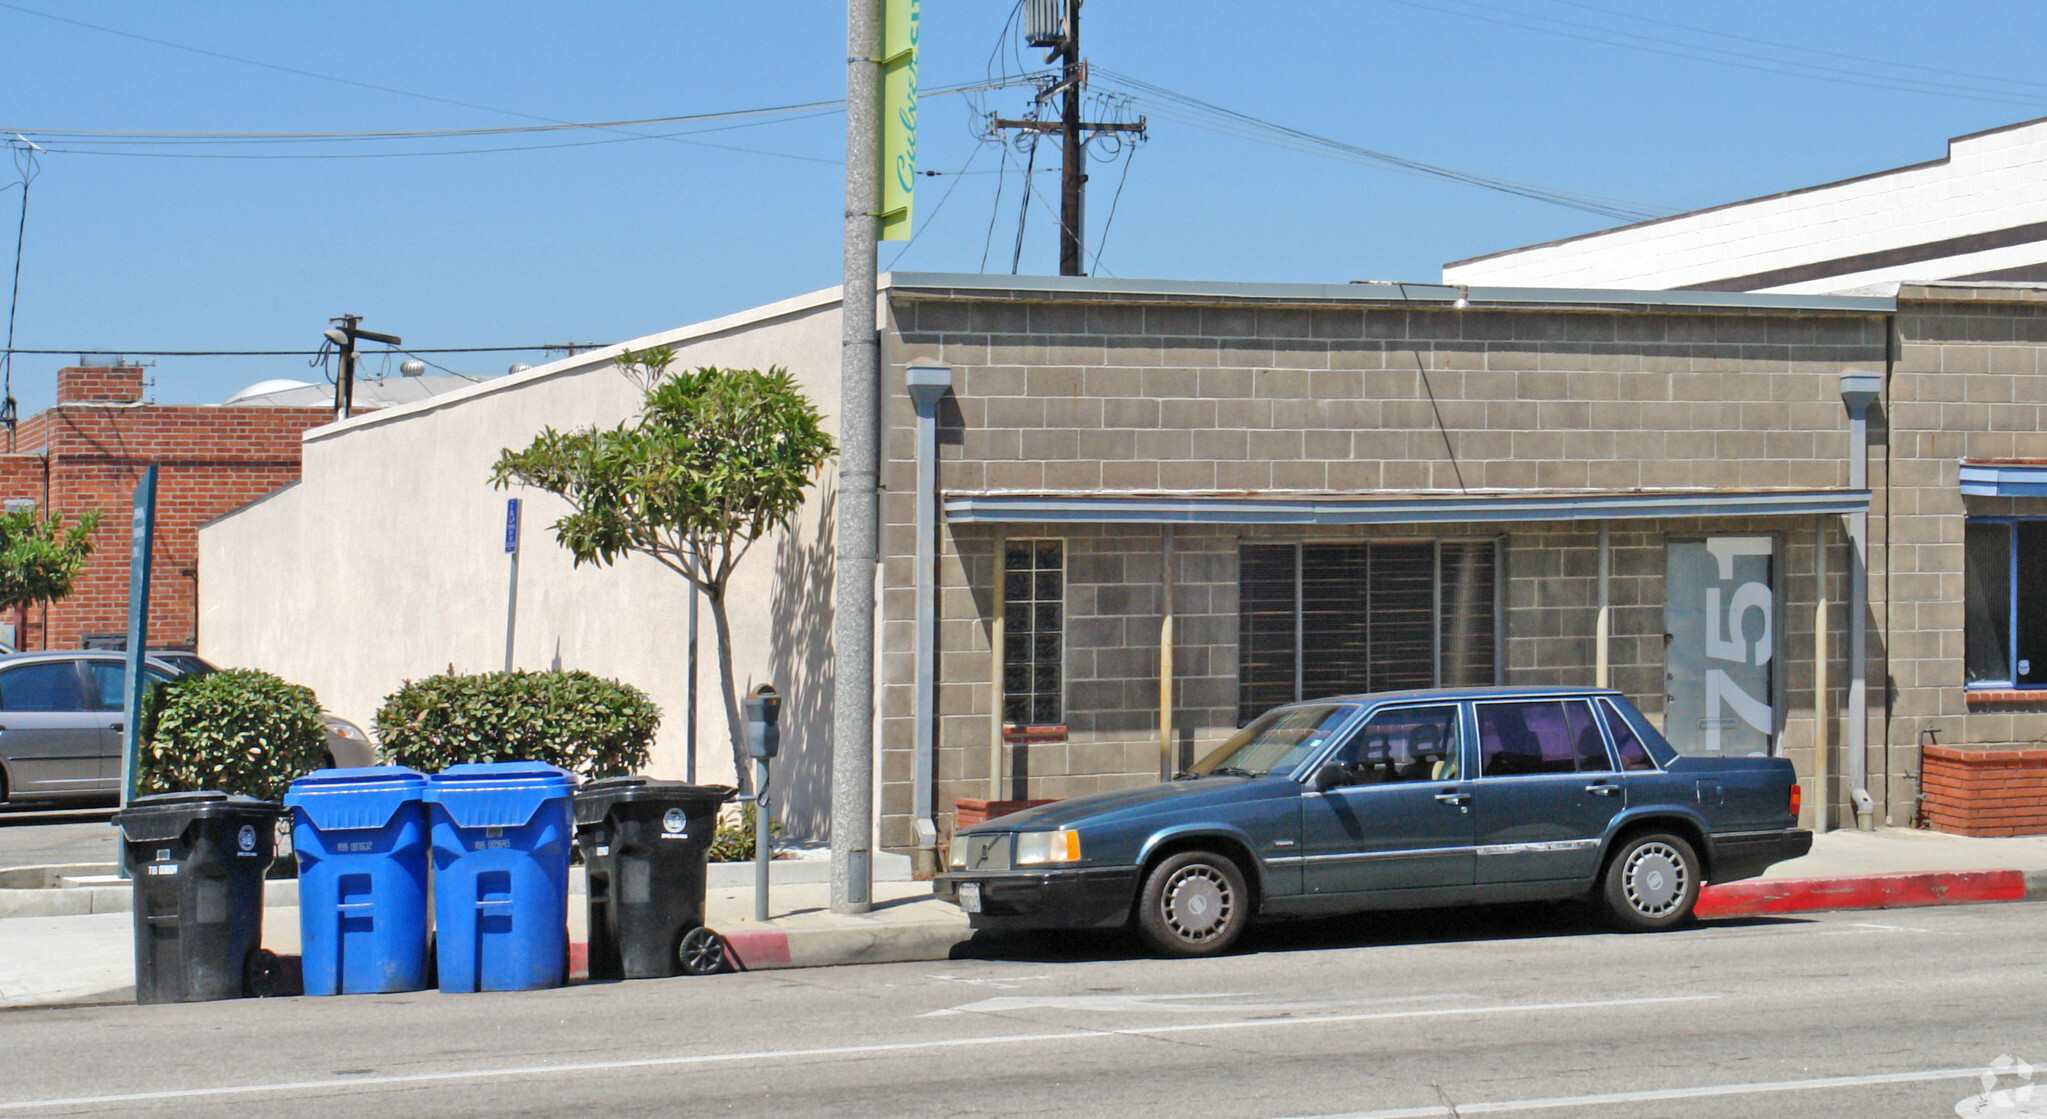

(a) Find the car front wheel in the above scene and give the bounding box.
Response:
[1601,832,1700,932]
[1135,850,1249,957]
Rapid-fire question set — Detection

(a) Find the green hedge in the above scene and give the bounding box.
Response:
[374,669,658,778]
[137,669,327,801]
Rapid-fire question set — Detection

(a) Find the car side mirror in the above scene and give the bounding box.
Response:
[1312,763,1354,793]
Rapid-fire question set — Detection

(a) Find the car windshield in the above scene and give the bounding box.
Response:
[1189,703,1356,777]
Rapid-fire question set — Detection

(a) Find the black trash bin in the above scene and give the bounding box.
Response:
[574,778,735,979]
[115,791,285,1004]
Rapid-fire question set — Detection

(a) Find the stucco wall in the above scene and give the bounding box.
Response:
[199,290,845,836]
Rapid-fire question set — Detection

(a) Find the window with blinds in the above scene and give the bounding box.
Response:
[1237,540,1497,725]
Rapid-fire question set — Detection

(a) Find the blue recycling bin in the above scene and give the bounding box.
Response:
[424,762,577,992]
[284,767,431,996]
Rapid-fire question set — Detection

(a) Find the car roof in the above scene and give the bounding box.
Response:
[1285,685,1628,706]
[0,650,184,669]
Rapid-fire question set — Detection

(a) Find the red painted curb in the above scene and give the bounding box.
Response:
[569,940,588,981]
[1696,869,2027,919]
[721,928,793,970]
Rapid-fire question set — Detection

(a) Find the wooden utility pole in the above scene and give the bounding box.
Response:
[990,0,1144,276]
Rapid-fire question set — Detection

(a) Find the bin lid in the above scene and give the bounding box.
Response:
[116,791,283,843]
[284,766,429,832]
[572,777,735,825]
[423,761,576,830]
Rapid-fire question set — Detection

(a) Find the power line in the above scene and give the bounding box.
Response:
[1386,0,2047,109]
[1091,66,1669,221]
[3,344,601,357]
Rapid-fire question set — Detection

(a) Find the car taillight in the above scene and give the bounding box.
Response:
[1789,782,1802,817]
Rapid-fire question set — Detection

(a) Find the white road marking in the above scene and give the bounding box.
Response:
[922,992,1476,1017]
[0,995,1713,1113]
[1270,1065,1991,1118]
[922,973,1051,989]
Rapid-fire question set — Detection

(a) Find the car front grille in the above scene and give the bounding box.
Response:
[961,832,1011,872]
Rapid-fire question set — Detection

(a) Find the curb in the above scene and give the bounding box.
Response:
[1696,869,2034,919]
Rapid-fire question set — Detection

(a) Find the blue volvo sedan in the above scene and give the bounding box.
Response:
[936,687,1811,956]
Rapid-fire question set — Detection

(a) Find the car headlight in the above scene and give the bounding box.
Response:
[1014,829,1082,866]
[948,835,969,869]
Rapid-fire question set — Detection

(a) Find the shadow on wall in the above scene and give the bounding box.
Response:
[767,486,836,844]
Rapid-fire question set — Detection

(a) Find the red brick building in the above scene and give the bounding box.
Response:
[0,365,332,650]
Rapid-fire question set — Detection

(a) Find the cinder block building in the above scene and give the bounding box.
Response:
[197,268,2047,855]
[0,364,331,650]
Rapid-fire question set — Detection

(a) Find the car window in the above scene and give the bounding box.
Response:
[1333,705,1460,784]
[0,661,87,712]
[87,662,171,710]
[1600,699,1658,771]
[1477,699,1612,777]
[1192,703,1355,777]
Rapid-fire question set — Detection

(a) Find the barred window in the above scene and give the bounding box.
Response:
[1004,539,1064,726]
[1237,540,1497,725]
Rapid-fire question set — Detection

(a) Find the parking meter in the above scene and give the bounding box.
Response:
[743,683,779,922]
[744,684,781,759]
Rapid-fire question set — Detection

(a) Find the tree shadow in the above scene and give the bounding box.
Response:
[766,486,836,844]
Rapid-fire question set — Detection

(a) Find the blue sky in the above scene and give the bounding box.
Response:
[1,1,2044,415]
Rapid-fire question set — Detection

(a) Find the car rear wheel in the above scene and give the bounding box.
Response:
[1601,832,1700,932]
[1136,850,1249,957]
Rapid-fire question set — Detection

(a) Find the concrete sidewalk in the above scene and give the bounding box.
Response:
[4,827,2045,1010]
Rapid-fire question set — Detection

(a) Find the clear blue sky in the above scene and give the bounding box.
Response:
[1,1,2043,416]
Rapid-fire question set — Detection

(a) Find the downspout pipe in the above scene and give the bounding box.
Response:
[907,360,953,873]
[1840,372,1881,830]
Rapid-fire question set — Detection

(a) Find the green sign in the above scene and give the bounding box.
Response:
[879,0,919,241]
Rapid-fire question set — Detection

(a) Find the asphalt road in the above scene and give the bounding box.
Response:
[0,807,117,868]
[1,901,2042,1118]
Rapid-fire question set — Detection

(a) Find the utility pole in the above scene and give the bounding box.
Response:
[831,0,881,915]
[990,0,1145,275]
[324,315,402,421]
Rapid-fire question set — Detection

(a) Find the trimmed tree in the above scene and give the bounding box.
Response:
[0,506,102,637]
[490,349,835,792]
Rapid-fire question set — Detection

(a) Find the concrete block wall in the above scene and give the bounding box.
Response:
[1885,286,2047,829]
[878,287,1886,849]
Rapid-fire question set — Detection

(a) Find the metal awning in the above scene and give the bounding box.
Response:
[942,488,1870,526]
[1960,460,2047,498]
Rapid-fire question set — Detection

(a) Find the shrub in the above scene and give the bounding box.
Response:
[374,669,659,778]
[707,804,785,862]
[137,669,326,801]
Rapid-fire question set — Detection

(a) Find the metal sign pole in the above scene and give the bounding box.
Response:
[118,464,159,809]
[504,497,521,673]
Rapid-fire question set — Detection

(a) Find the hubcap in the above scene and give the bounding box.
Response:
[1624,842,1687,916]
[1162,865,1233,942]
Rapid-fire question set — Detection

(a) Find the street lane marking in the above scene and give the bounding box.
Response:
[0,995,1713,1112]
[923,992,1481,1017]
[1271,1065,1991,1118]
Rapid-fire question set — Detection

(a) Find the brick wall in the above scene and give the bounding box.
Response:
[1922,744,2047,836]
[0,368,331,650]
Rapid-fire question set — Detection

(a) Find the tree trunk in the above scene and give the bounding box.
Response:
[706,585,751,795]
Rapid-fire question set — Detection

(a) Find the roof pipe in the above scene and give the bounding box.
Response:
[907,360,953,874]
[1840,372,1882,831]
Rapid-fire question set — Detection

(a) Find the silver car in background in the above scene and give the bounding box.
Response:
[0,650,375,805]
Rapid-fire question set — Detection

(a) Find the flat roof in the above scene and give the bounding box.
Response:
[884,272,1895,314]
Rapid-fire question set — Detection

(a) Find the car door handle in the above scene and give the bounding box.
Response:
[110,723,123,732]
[1585,782,1620,797]
[1433,791,1470,807]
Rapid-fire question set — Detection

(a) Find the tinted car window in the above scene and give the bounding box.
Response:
[0,662,87,711]
[88,662,178,711]
[1600,699,1657,771]
[1478,699,1612,776]
[1334,705,1460,784]
[1192,703,1355,777]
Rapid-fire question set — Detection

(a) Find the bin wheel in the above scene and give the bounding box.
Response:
[244,948,280,998]
[677,927,732,976]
